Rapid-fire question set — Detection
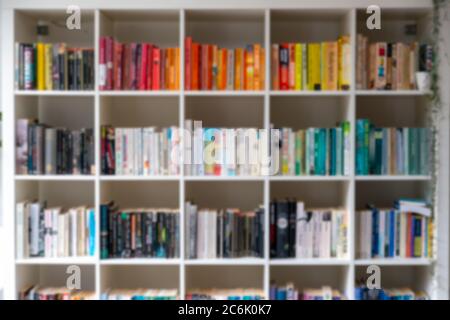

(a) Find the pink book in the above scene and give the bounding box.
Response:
[99,37,106,90]
[139,44,148,90]
[185,37,192,90]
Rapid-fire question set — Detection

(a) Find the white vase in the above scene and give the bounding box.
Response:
[415,72,431,91]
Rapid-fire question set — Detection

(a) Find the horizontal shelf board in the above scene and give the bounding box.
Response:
[355,175,431,181]
[100,258,180,265]
[184,176,264,181]
[355,258,434,266]
[356,90,431,96]
[14,90,95,96]
[270,258,350,266]
[100,175,180,181]
[270,175,349,181]
[270,90,350,96]
[185,90,265,97]
[16,257,96,265]
[99,90,180,96]
[15,175,95,181]
[185,258,265,266]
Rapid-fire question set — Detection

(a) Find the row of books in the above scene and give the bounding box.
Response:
[16,202,95,259]
[19,287,95,300]
[355,119,430,175]
[270,200,348,259]
[355,284,428,300]
[356,35,433,90]
[278,123,351,176]
[16,119,95,175]
[99,37,180,91]
[101,289,178,300]
[100,202,179,259]
[185,38,265,91]
[358,199,433,259]
[15,43,95,91]
[271,37,351,91]
[101,125,180,176]
[185,202,264,259]
[186,289,265,300]
[270,283,345,300]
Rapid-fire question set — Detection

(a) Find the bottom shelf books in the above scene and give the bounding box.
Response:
[185,202,264,259]
[270,200,348,259]
[101,289,178,300]
[358,199,433,259]
[270,283,345,300]
[100,202,179,259]
[19,286,95,300]
[355,284,428,300]
[16,201,96,259]
[186,289,265,300]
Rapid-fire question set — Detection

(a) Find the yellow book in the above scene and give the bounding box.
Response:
[307,43,321,90]
[245,46,254,90]
[175,47,180,90]
[37,42,45,90]
[44,43,53,90]
[295,43,302,90]
[338,35,351,90]
[254,44,261,90]
[322,42,338,91]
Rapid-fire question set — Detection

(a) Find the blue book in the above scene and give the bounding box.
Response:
[276,288,287,300]
[89,208,96,256]
[371,208,379,257]
[330,128,336,175]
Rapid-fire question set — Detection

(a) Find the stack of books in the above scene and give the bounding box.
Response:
[19,287,95,300]
[271,36,351,91]
[99,37,180,90]
[16,119,95,175]
[277,122,351,176]
[101,125,180,176]
[16,202,95,259]
[270,200,348,259]
[186,289,265,300]
[185,37,265,90]
[355,284,429,300]
[101,289,178,300]
[15,42,95,91]
[100,202,179,259]
[358,199,433,259]
[356,35,433,90]
[185,202,264,259]
[355,119,431,175]
[270,283,345,300]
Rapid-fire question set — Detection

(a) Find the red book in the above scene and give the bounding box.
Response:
[123,44,131,90]
[139,44,148,90]
[113,41,123,90]
[152,47,161,90]
[191,43,199,90]
[406,214,412,257]
[99,37,106,90]
[220,48,227,90]
[201,45,208,90]
[207,45,213,90]
[185,37,192,90]
[129,43,138,90]
[288,43,296,90]
[279,43,289,90]
[105,37,114,90]
[146,44,153,90]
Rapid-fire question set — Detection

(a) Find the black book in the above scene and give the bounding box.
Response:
[276,201,289,258]
[270,201,277,258]
[288,199,297,258]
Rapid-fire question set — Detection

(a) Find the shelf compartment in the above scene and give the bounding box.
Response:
[100,95,179,128]
[185,96,264,128]
[271,95,352,129]
[16,264,95,299]
[270,265,351,299]
[100,265,179,296]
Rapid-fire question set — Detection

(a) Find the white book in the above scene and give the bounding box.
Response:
[305,213,314,258]
[16,202,26,259]
[70,208,77,256]
[330,210,338,258]
[44,208,52,258]
[58,211,65,257]
[321,211,331,258]
[295,202,306,259]
[193,120,203,176]
[115,128,122,175]
[30,202,41,257]
[184,120,193,176]
[398,204,431,217]
[52,208,59,258]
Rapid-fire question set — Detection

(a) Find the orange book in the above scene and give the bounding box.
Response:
[220,48,228,90]
[175,47,180,90]
[169,48,176,90]
[254,44,261,90]
[245,45,254,90]
[271,44,279,90]
[260,47,265,90]
[192,43,199,90]
[211,45,218,90]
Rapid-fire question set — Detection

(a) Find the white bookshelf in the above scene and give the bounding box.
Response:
[1,0,449,300]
